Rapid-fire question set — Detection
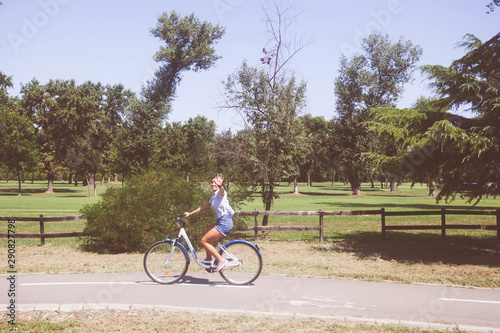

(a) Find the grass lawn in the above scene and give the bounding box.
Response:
[0,180,122,216]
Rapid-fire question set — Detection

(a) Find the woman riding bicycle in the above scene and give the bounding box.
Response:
[184,174,234,272]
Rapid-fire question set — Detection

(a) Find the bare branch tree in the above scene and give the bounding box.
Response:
[220,1,309,225]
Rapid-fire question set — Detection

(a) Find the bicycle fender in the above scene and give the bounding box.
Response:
[224,239,262,258]
[164,239,190,263]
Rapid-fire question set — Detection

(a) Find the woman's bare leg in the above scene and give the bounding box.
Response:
[200,225,223,261]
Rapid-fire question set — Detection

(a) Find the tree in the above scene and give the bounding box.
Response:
[114,96,158,176]
[20,79,78,193]
[155,121,187,173]
[333,32,422,195]
[299,115,330,187]
[101,83,133,183]
[145,10,225,114]
[215,128,257,193]
[0,107,39,194]
[67,82,131,195]
[363,98,449,194]
[419,32,500,203]
[0,72,12,100]
[0,73,39,193]
[221,3,308,225]
[20,79,129,194]
[182,116,217,181]
[117,11,225,176]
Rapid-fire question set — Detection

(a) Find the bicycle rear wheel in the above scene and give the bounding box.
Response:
[143,240,189,284]
[218,240,262,285]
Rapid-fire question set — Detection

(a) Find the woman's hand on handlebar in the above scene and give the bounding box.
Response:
[183,212,190,217]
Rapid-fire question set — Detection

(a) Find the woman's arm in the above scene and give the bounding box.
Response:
[184,202,210,217]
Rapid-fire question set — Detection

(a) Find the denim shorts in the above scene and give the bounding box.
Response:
[215,214,233,236]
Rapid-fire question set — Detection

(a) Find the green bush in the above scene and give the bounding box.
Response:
[80,170,215,253]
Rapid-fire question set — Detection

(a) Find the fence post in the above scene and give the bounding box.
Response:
[497,209,500,240]
[254,208,258,241]
[39,214,45,246]
[381,208,386,239]
[319,209,324,242]
[441,208,446,239]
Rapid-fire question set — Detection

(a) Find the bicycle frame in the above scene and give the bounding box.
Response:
[166,225,235,270]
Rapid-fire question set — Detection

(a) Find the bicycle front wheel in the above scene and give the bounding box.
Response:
[218,240,262,285]
[143,240,189,284]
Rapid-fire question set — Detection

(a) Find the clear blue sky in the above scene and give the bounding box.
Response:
[1,0,498,132]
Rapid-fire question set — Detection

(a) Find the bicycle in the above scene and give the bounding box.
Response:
[143,214,263,285]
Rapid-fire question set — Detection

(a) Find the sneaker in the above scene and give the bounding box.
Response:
[215,258,228,272]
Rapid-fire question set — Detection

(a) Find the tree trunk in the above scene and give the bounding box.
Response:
[307,173,312,186]
[293,177,299,194]
[351,184,361,196]
[262,202,272,226]
[45,171,55,193]
[389,179,396,192]
[114,173,118,182]
[262,184,274,227]
[86,175,91,196]
[349,176,362,196]
[46,179,54,194]
[428,181,438,197]
[17,170,22,196]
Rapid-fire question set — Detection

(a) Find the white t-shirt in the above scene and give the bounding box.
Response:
[209,189,234,219]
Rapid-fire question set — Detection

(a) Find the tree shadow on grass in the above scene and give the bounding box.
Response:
[282,191,351,197]
[315,232,500,268]
[316,200,500,211]
[0,187,81,196]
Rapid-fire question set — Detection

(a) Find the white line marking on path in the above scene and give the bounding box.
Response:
[22,282,139,286]
[21,282,250,288]
[440,298,500,305]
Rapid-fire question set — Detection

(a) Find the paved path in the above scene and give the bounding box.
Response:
[3,272,500,332]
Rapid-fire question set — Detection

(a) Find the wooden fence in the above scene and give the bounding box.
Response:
[236,209,499,241]
[235,209,382,241]
[0,215,85,245]
[1,209,499,245]
[381,208,500,240]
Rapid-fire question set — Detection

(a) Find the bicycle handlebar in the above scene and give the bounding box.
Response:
[175,215,187,227]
